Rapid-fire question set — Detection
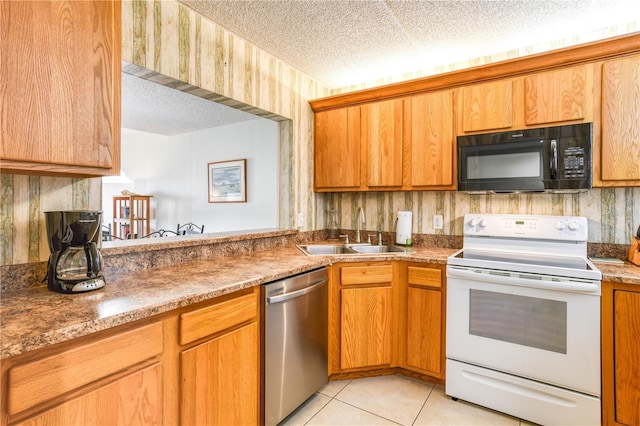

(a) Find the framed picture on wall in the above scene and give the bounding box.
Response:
[208,159,247,203]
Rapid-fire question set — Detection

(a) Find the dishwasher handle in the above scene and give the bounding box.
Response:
[266,279,327,305]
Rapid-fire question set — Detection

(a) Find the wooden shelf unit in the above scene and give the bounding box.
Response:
[113,195,152,239]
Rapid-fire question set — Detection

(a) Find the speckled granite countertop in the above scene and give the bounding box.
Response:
[0,245,454,359]
[591,259,640,285]
[2,244,638,360]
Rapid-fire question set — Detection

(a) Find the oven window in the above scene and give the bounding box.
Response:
[469,289,567,354]
[466,151,541,179]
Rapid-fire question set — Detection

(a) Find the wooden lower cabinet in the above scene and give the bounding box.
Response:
[341,286,393,369]
[402,264,445,379]
[15,363,163,426]
[329,261,445,382]
[334,263,395,372]
[602,281,640,426]
[1,322,164,426]
[181,323,259,425]
[178,287,260,426]
[1,287,260,426]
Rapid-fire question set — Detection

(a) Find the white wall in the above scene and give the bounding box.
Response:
[102,119,279,234]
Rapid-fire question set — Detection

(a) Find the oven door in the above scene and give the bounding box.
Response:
[446,265,600,396]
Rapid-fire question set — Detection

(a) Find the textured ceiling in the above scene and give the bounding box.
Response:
[121,72,259,135]
[180,0,639,88]
[123,0,639,135]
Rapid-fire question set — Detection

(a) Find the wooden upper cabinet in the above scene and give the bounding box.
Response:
[310,34,640,191]
[0,1,121,177]
[524,65,592,125]
[599,54,640,184]
[314,106,361,191]
[361,99,403,188]
[403,91,455,188]
[461,79,513,132]
[460,65,594,134]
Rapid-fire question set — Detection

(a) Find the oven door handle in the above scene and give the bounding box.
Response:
[447,266,600,294]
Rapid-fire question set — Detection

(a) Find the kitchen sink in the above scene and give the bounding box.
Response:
[297,244,358,255]
[351,245,408,254]
[297,244,408,256]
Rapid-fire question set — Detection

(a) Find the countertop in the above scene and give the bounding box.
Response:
[1,244,638,360]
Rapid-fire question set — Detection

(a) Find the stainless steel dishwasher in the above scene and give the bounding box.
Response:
[262,267,328,426]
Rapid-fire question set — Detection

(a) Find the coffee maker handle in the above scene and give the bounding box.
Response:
[84,242,100,277]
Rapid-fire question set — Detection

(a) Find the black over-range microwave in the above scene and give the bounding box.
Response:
[457,123,593,193]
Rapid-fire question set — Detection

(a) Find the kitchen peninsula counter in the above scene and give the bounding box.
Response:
[2,243,637,360]
[0,245,454,359]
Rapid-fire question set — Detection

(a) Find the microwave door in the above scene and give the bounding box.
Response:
[459,139,546,192]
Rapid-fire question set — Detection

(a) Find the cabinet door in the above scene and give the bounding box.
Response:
[461,79,513,132]
[406,287,442,376]
[314,107,361,190]
[613,290,640,426]
[16,363,163,426]
[404,91,454,188]
[404,266,443,378]
[0,1,121,176]
[524,65,590,125]
[181,322,259,426]
[600,54,640,183]
[361,99,403,188]
[341,286,392,370]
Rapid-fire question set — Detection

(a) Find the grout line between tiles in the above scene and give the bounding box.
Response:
[331,398,405,426]
[411,384,436,426]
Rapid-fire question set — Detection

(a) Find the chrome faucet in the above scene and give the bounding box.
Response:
[377,225,383,246]
[355,207,365,243]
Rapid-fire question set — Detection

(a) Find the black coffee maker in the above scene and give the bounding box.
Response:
[45,210,106,293]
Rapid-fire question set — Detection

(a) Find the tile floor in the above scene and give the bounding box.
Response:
[279,374,537,426]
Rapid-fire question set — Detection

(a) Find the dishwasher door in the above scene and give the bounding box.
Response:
[263,267,328,426]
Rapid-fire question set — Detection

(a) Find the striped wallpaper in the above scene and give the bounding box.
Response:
[0,1,637,266]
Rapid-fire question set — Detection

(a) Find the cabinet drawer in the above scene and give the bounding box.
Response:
[341,265,393,286]
[8,322,163,415]
[408,266,441,289]
[180,291,257,345]
[15,363,163,426]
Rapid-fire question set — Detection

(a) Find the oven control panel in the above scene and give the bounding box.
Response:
[464,214,588,241]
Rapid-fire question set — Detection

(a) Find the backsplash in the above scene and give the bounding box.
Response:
[0,174,102,266]
[325,188,640,246]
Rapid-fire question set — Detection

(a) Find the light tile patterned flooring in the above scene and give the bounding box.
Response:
[280,374,537,426]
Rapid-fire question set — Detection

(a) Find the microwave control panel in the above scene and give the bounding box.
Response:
[562,146,586,178]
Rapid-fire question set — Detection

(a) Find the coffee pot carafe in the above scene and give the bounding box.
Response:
[45,210,106,293]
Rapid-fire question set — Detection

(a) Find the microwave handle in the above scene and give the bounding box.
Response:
[549,139,558,179]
